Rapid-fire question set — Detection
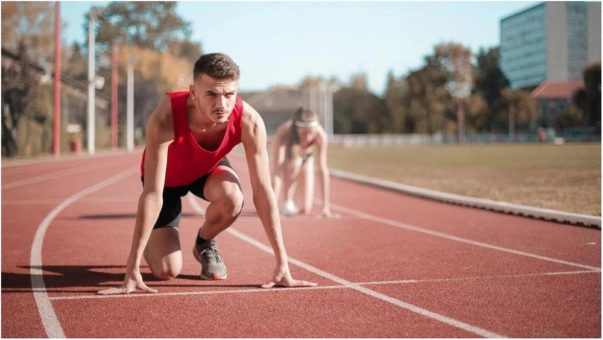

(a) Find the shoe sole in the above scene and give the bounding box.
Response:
[193,248,228,280]
[200,273,228,280]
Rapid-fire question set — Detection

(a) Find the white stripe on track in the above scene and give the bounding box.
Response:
[4,163,101,189]
[49,285,346,301]
[187,195,505,338]
[44,269,599,301]
[330,203,600,271]
[359,269,601,286]
[3,197,135,206]
[31,167,138,338]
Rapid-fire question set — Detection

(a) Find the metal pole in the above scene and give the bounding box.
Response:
[456,97,464,143]
[327,88,334,137]
[126,62,134,151]
[321,84,328,131]
[87,11,96,155]
[509,104,515,142]
[53,1,61,157]
[111,44,118,150]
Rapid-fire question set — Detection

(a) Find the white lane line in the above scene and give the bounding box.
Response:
[330,203,600,271]
[49,285,346,301]
[187,195,505,338]
[359,269,601,286]
[34,269,602,301]
[3,197,135,206]
[31,167,138,338]
[4,163,101,189]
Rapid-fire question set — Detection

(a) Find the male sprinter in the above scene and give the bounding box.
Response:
[99,53,316,295]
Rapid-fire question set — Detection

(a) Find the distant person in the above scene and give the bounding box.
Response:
[271,107,336,217]
[99,53,316,295]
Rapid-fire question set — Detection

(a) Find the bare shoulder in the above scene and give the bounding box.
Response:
[316,125,328,144]
[147,94,174,143]
[241,101,265,135]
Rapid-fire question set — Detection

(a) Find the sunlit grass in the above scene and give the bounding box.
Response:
[327,143,601,216]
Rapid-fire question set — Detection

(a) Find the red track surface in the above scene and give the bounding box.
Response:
[2,151,600,337]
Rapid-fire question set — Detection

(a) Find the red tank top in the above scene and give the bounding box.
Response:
[141,91,244,187]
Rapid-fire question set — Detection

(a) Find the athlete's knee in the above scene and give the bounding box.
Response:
[230,188,245,217]
[152,262,182,280]
[219,187,244,218]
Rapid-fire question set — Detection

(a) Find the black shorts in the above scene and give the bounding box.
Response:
[141,158,235,229]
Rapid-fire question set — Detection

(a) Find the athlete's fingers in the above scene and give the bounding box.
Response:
[261,281,276,289]
[97,287,128,295]
[138,283,158,294]
[291,280,318,287]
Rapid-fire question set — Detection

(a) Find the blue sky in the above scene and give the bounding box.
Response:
[61,1,536,95]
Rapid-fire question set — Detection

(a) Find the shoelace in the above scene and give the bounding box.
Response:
[200,247,223,263]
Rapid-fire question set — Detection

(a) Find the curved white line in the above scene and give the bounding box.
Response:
[31,167,137,338]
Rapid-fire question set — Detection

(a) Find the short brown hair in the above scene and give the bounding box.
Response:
[193,53,240,81]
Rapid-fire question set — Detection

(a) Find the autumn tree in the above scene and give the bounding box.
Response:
[1,2,55,156]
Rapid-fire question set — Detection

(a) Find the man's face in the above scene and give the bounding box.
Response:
[190,74,238,124]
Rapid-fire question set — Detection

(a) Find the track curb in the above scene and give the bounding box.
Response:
[330,168,601,229]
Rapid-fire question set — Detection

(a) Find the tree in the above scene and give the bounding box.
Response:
[474,47,510,131]
[501,89,539,134]
[1,2,55,63]
[84,2,198,58]
[1,2,55,157]
[573,62,601,129]
[383,70,408,133]
[333,82,388,134]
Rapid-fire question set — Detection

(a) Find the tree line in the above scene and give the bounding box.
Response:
[331,42,600,137]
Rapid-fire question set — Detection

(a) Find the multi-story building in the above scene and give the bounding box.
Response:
[500,2,601,90]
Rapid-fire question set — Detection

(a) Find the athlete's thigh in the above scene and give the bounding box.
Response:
[202,166,242,203]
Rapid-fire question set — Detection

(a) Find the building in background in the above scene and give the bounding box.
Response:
[500,2,601,90]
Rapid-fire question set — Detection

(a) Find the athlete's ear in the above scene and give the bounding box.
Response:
[189,84,196,97]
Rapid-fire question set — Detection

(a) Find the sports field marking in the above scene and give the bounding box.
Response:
[187,195,505,338]
[330,203,600,271]
[359,269,601,286]
[31,167,138,338]
[3,163,101,189]
[45,269,598,301]
[49,285,346,301]
[2,197,134,206]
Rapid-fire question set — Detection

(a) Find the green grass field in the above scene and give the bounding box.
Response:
[327,143,601,216]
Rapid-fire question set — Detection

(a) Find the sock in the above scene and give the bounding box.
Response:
[196,234,210,248]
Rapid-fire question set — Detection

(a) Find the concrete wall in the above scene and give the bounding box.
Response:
[546,2,568,82]
[587,1,602,64]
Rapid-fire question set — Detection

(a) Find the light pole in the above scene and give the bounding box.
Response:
[110,41,119,150]
[53,1,61,157]
[126,57,138,152]
[87,9,97,155]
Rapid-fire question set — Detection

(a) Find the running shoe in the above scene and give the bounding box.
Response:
[282,200,299,216]
[192,239,227,280]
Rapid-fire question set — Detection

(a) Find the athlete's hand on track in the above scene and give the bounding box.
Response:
[261,266,317,289]
[97,269,157,295]
[319,207,340,218]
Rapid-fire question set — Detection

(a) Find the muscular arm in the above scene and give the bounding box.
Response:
[270,124,288,205]
[315,129,332,215]
[98,94,173,295]
[242,103,288,266]
[241,102,315,288]
[128,96,173,272]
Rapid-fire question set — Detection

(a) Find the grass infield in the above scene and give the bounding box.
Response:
[327,143,601,216]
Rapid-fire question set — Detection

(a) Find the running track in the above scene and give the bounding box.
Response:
[2,151,600,337]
